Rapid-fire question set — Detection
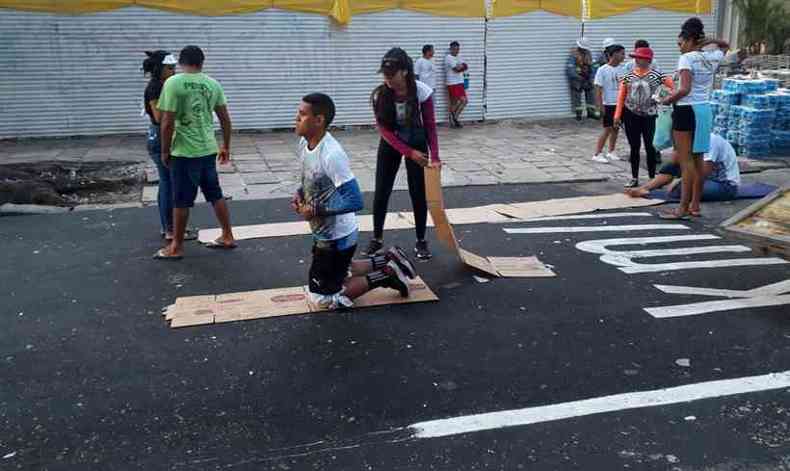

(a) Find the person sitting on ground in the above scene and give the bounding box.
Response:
[624,133,740,202]
[292,92,417,309]
[592,42,626,163]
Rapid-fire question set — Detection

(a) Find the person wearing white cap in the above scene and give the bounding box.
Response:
[566,37,598,120]
[141,50,197,242]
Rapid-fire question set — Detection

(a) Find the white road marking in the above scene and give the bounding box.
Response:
[654,279,790,299]
[646,295,790,318]
[521,212,653,222]
[504,224,689,234]
[409,370,790,439]
[576,235,723,254]
[574,235,787,274]
[611,256,788,274]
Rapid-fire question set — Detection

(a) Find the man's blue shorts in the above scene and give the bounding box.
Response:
[170,155,224,208]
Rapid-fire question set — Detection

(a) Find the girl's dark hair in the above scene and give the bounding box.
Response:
[635,39,650,48]
[370,47,420,130]
[680,17,705,42]
[142,50,170,81]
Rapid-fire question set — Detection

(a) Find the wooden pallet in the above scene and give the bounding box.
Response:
[720,185,790,259]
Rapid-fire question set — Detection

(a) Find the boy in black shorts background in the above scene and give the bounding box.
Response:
[292,93,417,309]
[592,43,626,163]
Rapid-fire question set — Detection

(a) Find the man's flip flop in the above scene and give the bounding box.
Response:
[204,239,237,250]
[690,211,703,218]
[164,228,198,241]
[153,248,183,260]
[658,211,691,221]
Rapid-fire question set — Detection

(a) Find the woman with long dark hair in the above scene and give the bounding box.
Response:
[363,47,440,260]
[659,18,728,219]
[142,50,196,241]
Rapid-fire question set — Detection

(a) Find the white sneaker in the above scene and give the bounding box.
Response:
[592,153,609,163]
[606,151,620,161]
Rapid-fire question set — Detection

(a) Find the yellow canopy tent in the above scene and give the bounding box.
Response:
[0,0,486,23]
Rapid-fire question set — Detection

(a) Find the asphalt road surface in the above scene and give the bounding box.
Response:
[2,182,789,470]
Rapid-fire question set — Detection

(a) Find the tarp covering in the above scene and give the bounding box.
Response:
[491,0,582,19]
[0,0,486,22]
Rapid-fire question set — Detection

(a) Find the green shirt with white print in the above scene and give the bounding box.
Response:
[157,72,227,158]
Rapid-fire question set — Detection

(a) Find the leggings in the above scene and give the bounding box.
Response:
[373,138,427,241]
[623,108,658,179]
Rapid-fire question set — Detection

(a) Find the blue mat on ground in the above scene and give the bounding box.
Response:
[649,182,778,202]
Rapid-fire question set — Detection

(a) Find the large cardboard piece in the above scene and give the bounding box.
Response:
[165,277,438,328]
[488,256,556,278]
[424,168,553,279]
[492,193,663,220]
[199,221,311,243]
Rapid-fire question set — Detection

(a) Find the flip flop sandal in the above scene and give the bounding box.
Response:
[165,228,199,241]
[658,211,691,221]
[153,248,183,260]
[690,211,703,218]
[204,238,238,250]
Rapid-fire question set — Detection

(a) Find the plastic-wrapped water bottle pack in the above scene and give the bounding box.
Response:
[737,108,775,157]
[773,90,790,130]
[728,105,746,129]
[772,129,790,151]
[711,89,741,105]
[742,94,776,110]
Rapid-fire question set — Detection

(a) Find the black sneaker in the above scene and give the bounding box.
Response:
[362,238,384,256]
[414,240,432,261]
[386,246,416,279]
[624,178,639,188]
[383,261,410,297]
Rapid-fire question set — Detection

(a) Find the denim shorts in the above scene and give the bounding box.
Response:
[170,155,224,208]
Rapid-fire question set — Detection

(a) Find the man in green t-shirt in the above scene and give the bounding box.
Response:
[155,45,236,260]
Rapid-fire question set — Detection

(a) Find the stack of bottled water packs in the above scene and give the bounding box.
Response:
[712,78,787,157]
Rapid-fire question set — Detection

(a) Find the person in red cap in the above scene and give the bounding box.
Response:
[614,46,675,188]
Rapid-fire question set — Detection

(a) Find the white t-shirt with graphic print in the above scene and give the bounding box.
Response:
[298,132,358,242]
[676,49,724,105]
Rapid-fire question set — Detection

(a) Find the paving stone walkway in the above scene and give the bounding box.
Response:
[2,119,786,205]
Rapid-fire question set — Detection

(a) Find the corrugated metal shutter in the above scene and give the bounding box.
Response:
[0,8,484,139]
[582,7,718,77]
[485,11,582,120]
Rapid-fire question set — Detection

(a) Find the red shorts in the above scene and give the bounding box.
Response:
[447,84,466,100]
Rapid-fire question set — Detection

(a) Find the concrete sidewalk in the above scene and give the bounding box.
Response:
[3,119,787,205]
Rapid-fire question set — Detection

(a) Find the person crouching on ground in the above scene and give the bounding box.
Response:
[592,42,626,163]
[624,133,739,201]
[292,93,417,309]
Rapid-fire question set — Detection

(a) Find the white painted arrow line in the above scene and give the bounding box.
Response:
[645,295,790,318]
[504,224,689,234]
[521,212,653,222]
[409,370,790,439]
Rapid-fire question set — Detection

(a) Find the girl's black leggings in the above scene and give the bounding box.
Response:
[373,138,427,241]
[623,108,659,179]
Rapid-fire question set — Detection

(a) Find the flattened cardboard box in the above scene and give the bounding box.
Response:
[166,278,438,328]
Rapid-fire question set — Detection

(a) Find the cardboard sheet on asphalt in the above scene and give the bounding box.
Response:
[165,278,438,328]
[197,190,662,243]
[423,168,555,278]
[492,193,663,220]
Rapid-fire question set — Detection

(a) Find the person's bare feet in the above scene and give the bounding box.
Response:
[624,187,649,198]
